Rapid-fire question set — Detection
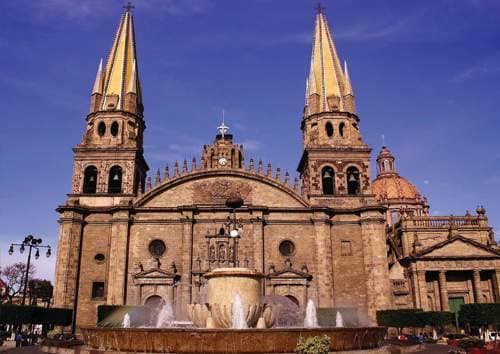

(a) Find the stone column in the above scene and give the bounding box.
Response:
[180,211,194,307]
[53,210,84,309]
[107,209,131,305]
[472,269,483,303]
[410,270,421,308]
[251,212,265,273]
[360,210,393,324]
[438,271,449,311]
[312,212,334,308]
[417,270,428,310]
[492,269,500,302]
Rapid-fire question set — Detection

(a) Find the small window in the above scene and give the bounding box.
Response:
[97,122,106,137]
[110,121,119,137]
[94,254,105,263]
[149,239,166,257]
[321,166,335,195]
[108,165,122,194]
[91,282,105,299]
[339,122,345,137]
[346,166,360,195]
[279,240,296,257]
[340,241,352,256]
[325,122,334,137]
[83,166,98,194]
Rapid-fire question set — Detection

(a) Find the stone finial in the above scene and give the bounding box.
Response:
[293,176,299,192]
[266,163,272,177]
[191,157,197,171]
[301,264,309,273]
[488,230,497,246]
[155,168,161,185]
[182,159,188,174]
[164,163,170,181]
[258,160,263,174]
[174,161,180,177]
[155,257,161,269]
[268,264,276,273]
[284,258,292,268]
[146,176,152,191]
[275,167,281,181]
[249,158,254,172]
[138,262,144,272]
[170,262,177,273]
[465,210,471,217]
[284,171,290,186]
[412,232,422,252]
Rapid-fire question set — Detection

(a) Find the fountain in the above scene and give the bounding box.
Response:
[121,313,130,328]
[78,197,387,353]
[304,299,318,328]
[336,311,344,328]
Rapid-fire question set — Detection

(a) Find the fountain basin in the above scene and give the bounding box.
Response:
[80,326,387,353]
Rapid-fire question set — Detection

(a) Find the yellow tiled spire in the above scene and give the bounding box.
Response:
[305,7,354,115]
[99,7,142,112]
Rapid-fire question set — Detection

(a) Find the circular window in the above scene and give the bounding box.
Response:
[149,240,166,257]
[279,240,296,257]
[94,253,105,263]
[97,122,106,137]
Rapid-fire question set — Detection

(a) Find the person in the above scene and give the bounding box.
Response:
[418,333,424,343]
[15,332,23,348]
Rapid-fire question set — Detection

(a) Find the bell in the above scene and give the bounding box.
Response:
[8,245,13,255]
[20,244,25,254]
[46,247,51,258]
[35,249,40,260]
[323,171,332,179]
[112,173,120,181]
[89,176,95,182]
[349,174,357,182]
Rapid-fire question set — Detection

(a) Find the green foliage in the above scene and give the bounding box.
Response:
[376,309,423,329]
[295,335,331,354]
[0,305,71,326]
[97,305,152,327]
[416,311,454,327]
[459,303,500,327]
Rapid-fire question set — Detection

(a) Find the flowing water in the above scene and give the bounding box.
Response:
[336,311,344,327]
[303,299,318,328]
[232,294,248,329]
[156,302,175,328]
[122,313,131,328]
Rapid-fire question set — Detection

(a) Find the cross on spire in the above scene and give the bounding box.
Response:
[315,2,325,14]
[217,109,229,137]
[123,1,134,12]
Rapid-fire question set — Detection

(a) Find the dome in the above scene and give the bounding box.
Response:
[372,174,421,201]
[372,146,422,201]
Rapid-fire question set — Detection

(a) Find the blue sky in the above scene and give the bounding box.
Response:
[1,0,499,280]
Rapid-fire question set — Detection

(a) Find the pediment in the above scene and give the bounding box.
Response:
[416,236,500,259]
[134,268,178,279]
[268,269,312,280]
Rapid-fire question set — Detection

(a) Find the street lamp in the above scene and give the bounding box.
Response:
[8,235,51,305]
[225,196,244,266]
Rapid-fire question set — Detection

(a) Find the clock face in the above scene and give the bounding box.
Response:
[218,157,227,166]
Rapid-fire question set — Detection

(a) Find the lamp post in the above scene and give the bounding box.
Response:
[225,196,244,267]
[8,235,51,305]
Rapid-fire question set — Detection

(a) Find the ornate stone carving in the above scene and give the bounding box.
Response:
[192,179,252,204]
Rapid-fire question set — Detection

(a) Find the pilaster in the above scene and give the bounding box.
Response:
[251,212,265,273]
[312,213,334,307]
[472,270,482,303]
[417,270,428,310]
[106,209,130,304]
[180,211,194,307]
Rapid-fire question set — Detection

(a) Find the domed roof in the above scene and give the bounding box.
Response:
[372,146,422,201]
[372,174,421,201]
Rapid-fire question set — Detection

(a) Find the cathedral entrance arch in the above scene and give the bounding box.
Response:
[285,295,300,307]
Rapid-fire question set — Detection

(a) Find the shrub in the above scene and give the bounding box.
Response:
[0,305,72,326]
[376,309,424,330]
[459,303,500,327]
[295,335,331,354]
[458,338,484,350]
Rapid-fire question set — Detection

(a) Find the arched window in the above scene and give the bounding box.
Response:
[110,121,119,137]
[108,165,123,194]
[83,166,98,194]
[97,122,106,137]
[325,122,334,137]
[339,122,345,137]
[321,166,335,195]
[346,166,360,195]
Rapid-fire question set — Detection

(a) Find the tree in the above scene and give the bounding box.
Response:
[28,279,53,307]
[459,303,500,330]
[0,262,36,304]
[417,311,454,336]
[376,309,424,333]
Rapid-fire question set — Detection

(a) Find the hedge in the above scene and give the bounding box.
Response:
[376,309,424,329]
[459,303,500,327]
[0,305,72,326]
[97,305,153,327]
[417,311,454,327]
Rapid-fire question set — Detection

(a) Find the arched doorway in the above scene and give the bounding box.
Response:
[285,295,300,308]
[144,295,165,309]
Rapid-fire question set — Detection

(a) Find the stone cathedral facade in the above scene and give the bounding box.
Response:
[53,7,500,328]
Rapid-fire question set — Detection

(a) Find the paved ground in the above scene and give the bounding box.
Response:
[0,342,458,353]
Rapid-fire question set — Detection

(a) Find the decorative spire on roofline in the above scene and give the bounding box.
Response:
[304,7,355,117]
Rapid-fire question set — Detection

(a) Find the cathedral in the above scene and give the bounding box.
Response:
[53,6,500,328]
